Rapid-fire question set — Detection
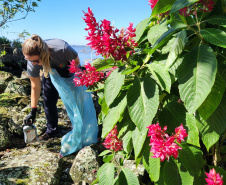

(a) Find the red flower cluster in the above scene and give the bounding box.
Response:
[205,168,224,185]
[179,0,215,16]
[68,61,104,87]
[83,8,138,61]
[149,0,215,15]
[147,123,188,162]
[103,125,123,152]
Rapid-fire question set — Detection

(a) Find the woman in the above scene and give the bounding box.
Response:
[22,34,98,157]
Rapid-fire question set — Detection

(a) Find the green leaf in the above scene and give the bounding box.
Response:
[179,142,205,174]
[102,93,127,138]
[86,82,104,92]
[177,45,217,114]
[148,22,168,45]
[143,146,160,182]
[148,62,171,93]
[122,129,133,154]
[91,58,115,70]
[127,76,159,132]
[186,114,200,147]
[206,15,226,26]
[132,127,147,160]
[121,167,140,185]
[103,154,114,163]
[198,73,226,120]
[196,114,220,151]
[134,17,152,42]
[170,0,199,14]
[159,100,186,134]
[165,30,187,69]
[193,171,206,185]
[151,0,176,16]
[104,67,125,107]
[150,28,180,55]
[163,158,181,185]
[98,163,115,185]
[121,66,140,75]
[99,150,111,156]
[178,162,194,185]
[200,28,226,48]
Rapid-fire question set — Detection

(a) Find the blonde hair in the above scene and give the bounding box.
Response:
[22,34,52,77]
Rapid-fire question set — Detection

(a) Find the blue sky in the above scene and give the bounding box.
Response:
[0,0,152,45]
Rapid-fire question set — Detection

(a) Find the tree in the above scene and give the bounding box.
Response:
[0,0,41,28]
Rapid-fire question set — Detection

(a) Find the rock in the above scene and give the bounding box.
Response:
[0,147,62,184]
[0,124,12,150]
[123,159,145,177]
[4,78,31,96]
[69,145,102,184]
[0,71,15,93]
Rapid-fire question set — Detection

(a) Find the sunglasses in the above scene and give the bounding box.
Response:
[25,58,40,64]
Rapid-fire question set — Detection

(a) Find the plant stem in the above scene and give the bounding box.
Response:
[213,142,219,166]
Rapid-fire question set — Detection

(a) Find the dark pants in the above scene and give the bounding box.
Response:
[42,75,59,135]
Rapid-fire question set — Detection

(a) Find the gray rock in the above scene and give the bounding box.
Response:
[0,147,62,184]
[69,145,102,184]
[0,124,12,150]
[4,78,31,96]
[0,71,14,93]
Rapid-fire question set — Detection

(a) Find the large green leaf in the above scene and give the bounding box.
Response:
[151,0,176,16]
[179,142,205,174]
[147,21,168,45]
[143,146,160,182]
[132,127,147,160]
[91,58,115,70]
[186,114,200,147]
[170,0,199,14]
[200,28,226,48]
[198,73,226,120]
[134,17,152,42]
[104,67,125,107]
[159,100,187,134]
[196,92,226,150]
[98,163,115,185]
[150,28,180,55]
[127,76,159,132]
[206,15,226,26]
[196,114,220,151]
[122,129,133,154]
[163,158,181,185]
[117,168,140,185]
[165,30,187,69]
[178,162,194,185]
[102,93,127,138]
[148,62,171,93]
[177,45,217,114]
[193,170,206,185]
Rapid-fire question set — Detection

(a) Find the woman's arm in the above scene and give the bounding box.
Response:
[30,76,41,107]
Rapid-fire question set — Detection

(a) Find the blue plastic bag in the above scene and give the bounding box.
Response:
[49,69,98,156]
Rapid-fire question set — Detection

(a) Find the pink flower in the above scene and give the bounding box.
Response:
[103,125,123,152]
[83,8,137,62]
[147,123,187,162]
[71,63,105,87]
[148,0,158,9]
[174,124,188,143]
[205,168,223,185]
[68,59,80,73]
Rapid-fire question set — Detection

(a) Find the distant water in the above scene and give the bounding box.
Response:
[71,45,103,66]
